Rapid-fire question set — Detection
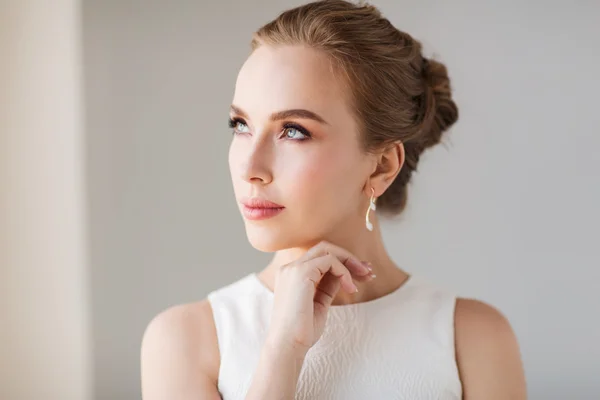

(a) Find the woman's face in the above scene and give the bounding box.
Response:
[228,45,374,252]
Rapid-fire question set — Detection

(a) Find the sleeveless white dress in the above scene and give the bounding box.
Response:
[207,272,462,399]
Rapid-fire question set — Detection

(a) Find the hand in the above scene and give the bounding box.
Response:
[265,240,375,354]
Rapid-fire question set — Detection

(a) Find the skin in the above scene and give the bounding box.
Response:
[141,44,527,399]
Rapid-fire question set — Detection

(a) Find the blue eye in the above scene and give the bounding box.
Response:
[285,127,306,140]
[228,118,250,134]
[235,121,250,133]
[282,123,311,141]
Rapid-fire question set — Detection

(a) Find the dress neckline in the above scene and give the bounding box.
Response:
[249,271,415,311]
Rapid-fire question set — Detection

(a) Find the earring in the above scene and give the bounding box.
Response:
[365,187,377,231]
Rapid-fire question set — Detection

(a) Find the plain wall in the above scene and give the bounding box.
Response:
[1,0,92,398]
[83,0,600,399]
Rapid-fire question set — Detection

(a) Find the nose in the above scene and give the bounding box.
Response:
[239,138,273,185]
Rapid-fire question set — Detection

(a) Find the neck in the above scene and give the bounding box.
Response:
[261,213,408,305]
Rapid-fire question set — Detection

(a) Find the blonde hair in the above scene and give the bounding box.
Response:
[252,0,459,215]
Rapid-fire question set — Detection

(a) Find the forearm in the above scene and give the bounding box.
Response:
[245,339,307,400]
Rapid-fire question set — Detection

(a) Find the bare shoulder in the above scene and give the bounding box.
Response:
[141,299,221,400]
[455,298,514,338]
[454,298,527,399]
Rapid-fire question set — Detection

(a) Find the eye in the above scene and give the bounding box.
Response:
[282,123,311,141]
[228,117,250,134]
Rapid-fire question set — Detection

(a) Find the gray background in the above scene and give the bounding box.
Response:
[83,0,600,399]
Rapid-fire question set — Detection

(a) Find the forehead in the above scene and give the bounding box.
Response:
[233,45,350,119]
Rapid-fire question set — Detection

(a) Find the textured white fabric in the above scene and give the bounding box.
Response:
[207,272,462,400]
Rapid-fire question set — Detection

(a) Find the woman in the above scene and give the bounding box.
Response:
[141,1,527,399]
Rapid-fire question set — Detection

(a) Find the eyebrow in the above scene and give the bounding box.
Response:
[230,105,329,125]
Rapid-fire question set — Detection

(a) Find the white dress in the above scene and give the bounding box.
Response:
[207,272,462,399]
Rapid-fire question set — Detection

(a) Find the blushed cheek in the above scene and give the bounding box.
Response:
[286,153,344,202]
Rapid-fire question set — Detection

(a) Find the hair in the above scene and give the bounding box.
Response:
[251,0,459,215]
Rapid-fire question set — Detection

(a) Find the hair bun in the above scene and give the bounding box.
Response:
[420,57,459,149]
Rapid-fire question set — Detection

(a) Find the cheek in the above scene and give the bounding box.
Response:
[283,149,359,203]
[228,141,242,187]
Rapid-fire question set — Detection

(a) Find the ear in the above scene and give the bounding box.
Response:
[366,141,405,197]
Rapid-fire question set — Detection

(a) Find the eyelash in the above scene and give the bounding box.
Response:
[227,117,312,141]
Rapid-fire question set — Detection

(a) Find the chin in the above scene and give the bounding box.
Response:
[247,238,282,253]
[245,226,288,252]
[244,222,306,252]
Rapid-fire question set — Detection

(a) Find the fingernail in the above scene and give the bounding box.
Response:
[361,261,373,271]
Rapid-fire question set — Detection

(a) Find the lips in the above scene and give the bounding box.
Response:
[240,197,285,221]
[240,197,284,209]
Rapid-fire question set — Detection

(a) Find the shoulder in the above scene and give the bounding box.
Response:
[454,298,527,399]
[142,299,217,351]
[455,298,514,340]
[141,300,220,398]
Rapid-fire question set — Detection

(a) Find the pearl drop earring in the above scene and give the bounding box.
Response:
[365,187,377,231]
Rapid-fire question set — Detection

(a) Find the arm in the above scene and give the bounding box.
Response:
[455,298,527,399]
[245,337,308,400]
[140,301,222,400]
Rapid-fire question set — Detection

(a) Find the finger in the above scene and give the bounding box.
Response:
[304,254,373,296]
[301,241,371,277]
[314,272,342,309]
[305,254,357,293]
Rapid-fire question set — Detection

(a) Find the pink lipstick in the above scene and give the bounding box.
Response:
[240,197,285,221]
